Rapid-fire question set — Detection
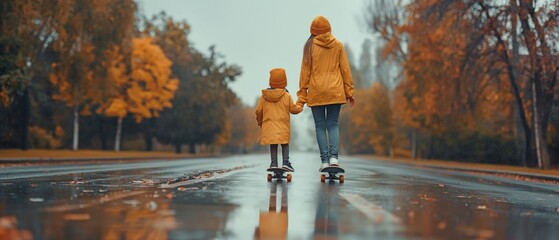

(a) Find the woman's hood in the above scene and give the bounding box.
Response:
[313,32,336,49]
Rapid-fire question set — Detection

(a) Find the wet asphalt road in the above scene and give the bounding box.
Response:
[1,152,559,240]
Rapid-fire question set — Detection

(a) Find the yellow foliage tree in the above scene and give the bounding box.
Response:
[103,37,179,151]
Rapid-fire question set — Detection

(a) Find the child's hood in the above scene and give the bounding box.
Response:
[262,88,286,103]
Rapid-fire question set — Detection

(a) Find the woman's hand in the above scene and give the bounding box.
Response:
[347,97,355,107]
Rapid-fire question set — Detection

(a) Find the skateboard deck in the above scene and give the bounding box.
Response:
[266,167,292,182]
[320,166,345,183]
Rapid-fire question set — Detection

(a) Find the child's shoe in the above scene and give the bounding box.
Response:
[269,161,278,168]
[282,161,295,172]
[329,157,339,166]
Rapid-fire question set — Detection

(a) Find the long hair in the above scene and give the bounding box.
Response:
[302,34,315,67]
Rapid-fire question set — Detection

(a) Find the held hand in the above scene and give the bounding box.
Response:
[347,96,355,107]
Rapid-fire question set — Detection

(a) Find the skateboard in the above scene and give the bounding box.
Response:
[267,167,292,182]
[320,166,345,183]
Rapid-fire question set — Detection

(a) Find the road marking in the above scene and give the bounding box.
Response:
[339,193,401,224]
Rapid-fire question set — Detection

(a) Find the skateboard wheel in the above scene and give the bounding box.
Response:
[320,174,326,182]
[287,174,292,182]
[267,174,272,182]
[339,175,345,183]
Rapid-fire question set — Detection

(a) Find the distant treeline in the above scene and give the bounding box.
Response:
[340,0,558,169]
[0,1,259,153]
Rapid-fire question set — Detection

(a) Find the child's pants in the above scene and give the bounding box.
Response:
[270,144,289,162]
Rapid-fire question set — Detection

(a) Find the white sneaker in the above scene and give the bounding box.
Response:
[329,157,339,166]
[320,162,329,171]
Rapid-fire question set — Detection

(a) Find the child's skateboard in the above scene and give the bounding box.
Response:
[267,167,292,182]
[320,166,345,183]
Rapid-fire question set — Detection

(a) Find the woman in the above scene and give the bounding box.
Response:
[297,16,355,170]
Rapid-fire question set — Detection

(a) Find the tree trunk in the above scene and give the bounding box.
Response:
[411,129,417,159]
[19,88,31,150]
[481,2,532,166]
[72,106,79,151]
[99,115,108,150]
[175,144,182,154]
[114,117,123,152]
[532,80,551,169]
[510,3,526,166]
[189,143,196,154]
[144,118,154,151]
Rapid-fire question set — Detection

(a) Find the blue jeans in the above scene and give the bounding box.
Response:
[311,104,341,163]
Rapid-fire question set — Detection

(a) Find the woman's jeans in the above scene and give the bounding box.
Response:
[311,104,341,163]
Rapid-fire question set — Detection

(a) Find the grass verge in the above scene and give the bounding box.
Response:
[361,155,559,178]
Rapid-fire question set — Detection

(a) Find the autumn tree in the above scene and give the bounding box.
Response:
[406,0,558,167]
[362,0,513,163]
[102,37,178,151]
[143,14,241,153]
[340,83,394,155]
[0,0,74,149]
[222,101,260,153]
[139,13,192,151]
[48,0,136,151]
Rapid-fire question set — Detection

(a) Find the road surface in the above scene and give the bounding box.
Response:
[1,152,558,239]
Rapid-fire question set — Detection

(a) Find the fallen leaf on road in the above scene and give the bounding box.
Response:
[408,211,415,218]
[29,198,44,203]
[437,221,447,230]
[64,213,90,221]
[438,184,445,187]
[418,194,436,201]
[520,212,533,216]
[375,214,384,224]
[122,200,140,206]
[477,205,487,210]
[82,190,94,193]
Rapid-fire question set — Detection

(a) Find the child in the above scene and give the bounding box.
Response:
[256,68,303,171]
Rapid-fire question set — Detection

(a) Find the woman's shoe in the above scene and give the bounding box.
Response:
[329,157,339,166]
[319,162,329,171]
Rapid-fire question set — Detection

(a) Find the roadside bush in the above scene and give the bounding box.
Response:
[427,130,520,165]
[29,126,61,149]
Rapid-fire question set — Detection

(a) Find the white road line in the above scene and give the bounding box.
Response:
[339,193,401,224]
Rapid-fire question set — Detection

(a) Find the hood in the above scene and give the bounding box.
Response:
[262,88,286,103]
[313,32,336,49]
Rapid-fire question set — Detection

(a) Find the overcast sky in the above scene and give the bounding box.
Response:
[141,0,371,106]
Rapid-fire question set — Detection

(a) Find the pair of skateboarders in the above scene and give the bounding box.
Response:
[254,68,345,173]
[255,16,354,176]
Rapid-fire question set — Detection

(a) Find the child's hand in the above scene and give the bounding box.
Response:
[296,103,304,113]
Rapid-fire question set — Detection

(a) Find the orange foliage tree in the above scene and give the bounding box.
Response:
[340,83,394,155]
[48,0,136,151]
[365,0,544,165]
[103,37,178,151]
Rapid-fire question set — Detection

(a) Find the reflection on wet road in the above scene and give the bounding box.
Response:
[1,152,559,239]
